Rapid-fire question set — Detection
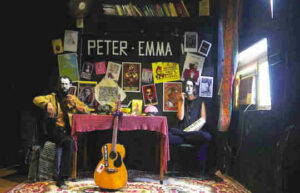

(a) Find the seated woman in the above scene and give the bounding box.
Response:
[168,78,222,181]
[169,78,211,146]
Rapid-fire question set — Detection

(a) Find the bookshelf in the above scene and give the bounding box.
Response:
[99,0,209,18]
[94,0,213,31]
[102,0,190,17]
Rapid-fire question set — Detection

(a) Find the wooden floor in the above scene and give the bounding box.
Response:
[0,166,27,193]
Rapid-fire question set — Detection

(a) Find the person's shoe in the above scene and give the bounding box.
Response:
[206,173,223,182]
[204,169,223,182]
[56,178,68,189]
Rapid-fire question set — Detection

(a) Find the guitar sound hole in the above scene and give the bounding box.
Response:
[114,152,122,167]
[110,151,117,159]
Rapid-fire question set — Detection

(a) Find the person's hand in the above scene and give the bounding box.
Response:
[179,92,185,102]
[47,103,55,118]
[67,94,75,108]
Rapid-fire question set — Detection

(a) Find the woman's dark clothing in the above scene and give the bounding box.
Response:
[169,97,211,146]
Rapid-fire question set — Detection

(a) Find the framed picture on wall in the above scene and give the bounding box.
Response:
[142,84,158,106]
[57,53,79,81]
[78,81,97,109]
[52,38,63,54]
[95,61,106,75]
[198,40,212,57]
[122,62,141,92]
[199,76,213,98]
[63,30,78,52]
[105,61,122,81]
[184,32,198,53]
[142,68,153,84]
[181,53,205,84]
[64,30,78,52]
[163,82,182,112]
[80,61,94,80]
[69,86,77,95]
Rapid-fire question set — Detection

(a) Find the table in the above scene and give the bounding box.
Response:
[71,114,169,183]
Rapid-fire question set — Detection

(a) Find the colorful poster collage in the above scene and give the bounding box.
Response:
[54,30,213,113]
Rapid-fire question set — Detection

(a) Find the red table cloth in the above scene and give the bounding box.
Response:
[71,114,169,172]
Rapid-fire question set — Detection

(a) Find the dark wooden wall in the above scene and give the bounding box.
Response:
[1,0,220,169]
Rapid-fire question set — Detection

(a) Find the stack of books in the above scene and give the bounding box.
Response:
[102,0,190,17]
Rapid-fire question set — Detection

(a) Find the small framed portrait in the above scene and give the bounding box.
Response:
[163,82,182,112]
[78,81,97,108]
[69,86,77,95]
[184,32,198,53]
[199,76,213,98]
[198,40,212,57]
[142,84,158,106]
[122,62,141,92]
[80,61,94,80]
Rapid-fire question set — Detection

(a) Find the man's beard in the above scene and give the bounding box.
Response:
[57,88,69,101]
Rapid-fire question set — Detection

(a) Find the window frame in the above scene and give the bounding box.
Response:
[235,39,271,110]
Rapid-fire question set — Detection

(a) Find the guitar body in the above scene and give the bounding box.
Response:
[94,143,128,190]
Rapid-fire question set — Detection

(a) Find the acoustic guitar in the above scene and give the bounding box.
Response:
[94,97,128,190]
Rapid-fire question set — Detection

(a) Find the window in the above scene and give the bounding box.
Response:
[234,38,271,110]
[270,0,274,19]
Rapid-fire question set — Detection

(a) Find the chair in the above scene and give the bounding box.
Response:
[37,141,62,181]
[178,143,207,176]
[168,143,207,177]
[27,108,62,182]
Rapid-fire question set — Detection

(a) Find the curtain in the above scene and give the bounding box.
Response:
[217,0,241,132]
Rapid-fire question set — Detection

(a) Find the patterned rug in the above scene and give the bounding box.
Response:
[6,170,251,193]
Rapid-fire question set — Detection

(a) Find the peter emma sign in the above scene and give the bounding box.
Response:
[86,39,173,57]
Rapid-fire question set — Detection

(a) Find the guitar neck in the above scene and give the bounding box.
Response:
[111,96,121,153]
[111,116,119,152]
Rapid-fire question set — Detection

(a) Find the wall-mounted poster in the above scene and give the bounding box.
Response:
[95,61,106,75]
[78,81,97,109]
[181,53,205,84]
[163,82,182,112]
[122,62,141,92]
[57,53,79,81]
[142,84,158,106]
[94,78,126,106]
[152,62,180,84]
[63,30,78,52]
[184,32,198,53]
[198,40,212,57]
[105,61,121,81]
[52,39,63,54]
[199,76,213,98]
[142,68,153,84]
[80,61,94,80]
[97,86,118,103]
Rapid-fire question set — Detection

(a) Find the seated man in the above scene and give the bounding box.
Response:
[33,76,90,188]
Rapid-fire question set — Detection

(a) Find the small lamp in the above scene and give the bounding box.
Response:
[144,105,159,116]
